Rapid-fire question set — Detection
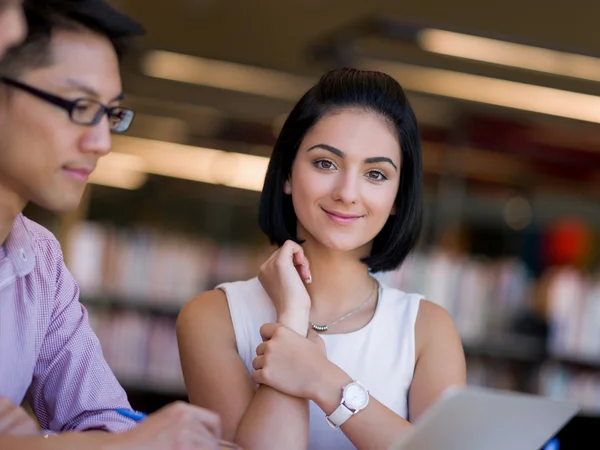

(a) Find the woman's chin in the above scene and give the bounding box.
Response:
[311,236,371,254]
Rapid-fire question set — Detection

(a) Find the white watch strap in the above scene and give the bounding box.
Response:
[326,403,354,428]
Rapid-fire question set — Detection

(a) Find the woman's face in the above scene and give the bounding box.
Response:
[0,0,26,61]
[286,108,401,254]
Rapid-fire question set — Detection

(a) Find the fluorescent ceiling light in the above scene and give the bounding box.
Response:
[140,49,600,124]
[110,136,269,192]
[361,58,600,124]
[142,50,314,101]
[417,28,600,82]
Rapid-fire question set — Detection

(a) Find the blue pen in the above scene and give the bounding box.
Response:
[115,408,147,422]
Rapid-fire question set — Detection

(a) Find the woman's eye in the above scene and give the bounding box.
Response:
[367,170,387,181]
[315,160,335,170]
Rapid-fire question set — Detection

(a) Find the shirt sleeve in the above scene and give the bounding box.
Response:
[25,238,136,433]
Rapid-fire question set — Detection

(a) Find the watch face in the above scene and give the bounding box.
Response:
[344,382,369,410]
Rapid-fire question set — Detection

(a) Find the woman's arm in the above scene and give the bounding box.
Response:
[253,300,466,450]
[176,290,309,450]
[314,300,466,449]
[407,300,467,420]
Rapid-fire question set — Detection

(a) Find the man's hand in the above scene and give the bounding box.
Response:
[0,397,39,436]
[111,401,223,450]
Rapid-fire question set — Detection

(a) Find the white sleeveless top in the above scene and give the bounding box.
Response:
[217,277,423,450]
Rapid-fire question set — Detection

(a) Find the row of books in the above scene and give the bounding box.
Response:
[66,221,270,307]
[382,252,600,365]
[87,306,186,394]
[545,267,600,363]
[379,251,532,343]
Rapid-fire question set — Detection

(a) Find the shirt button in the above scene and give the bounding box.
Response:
[19,248,27,261]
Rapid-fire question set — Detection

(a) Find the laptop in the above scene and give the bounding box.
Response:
[390,386,580,450]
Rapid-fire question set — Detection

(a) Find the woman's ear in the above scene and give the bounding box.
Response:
[284,179,292,195]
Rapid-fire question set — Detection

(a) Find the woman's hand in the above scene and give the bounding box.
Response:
[251,323,332,399]
[258,240,312,335]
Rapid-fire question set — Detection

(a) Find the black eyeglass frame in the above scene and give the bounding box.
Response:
[0,76,135,132]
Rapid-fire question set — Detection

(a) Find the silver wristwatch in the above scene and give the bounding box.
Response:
[326,380,370,428]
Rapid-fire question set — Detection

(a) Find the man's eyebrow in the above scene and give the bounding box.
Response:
[64,78,123,102]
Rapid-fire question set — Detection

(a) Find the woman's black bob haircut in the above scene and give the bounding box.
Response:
[258,67,423,273]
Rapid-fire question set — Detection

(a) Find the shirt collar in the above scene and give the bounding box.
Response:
[3,214,36,277]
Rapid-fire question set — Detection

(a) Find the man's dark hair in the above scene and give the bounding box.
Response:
[259,67,423,273]
[0,0,145,76]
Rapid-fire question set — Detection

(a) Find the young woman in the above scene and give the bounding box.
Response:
[177,68,466,450]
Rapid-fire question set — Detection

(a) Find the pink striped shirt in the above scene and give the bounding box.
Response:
[0,214,135,432]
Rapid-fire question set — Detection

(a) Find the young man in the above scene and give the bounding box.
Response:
[0,0,25,58]
[0,0,225,448]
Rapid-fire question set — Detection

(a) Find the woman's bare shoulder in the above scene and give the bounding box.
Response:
[177,289,233,341]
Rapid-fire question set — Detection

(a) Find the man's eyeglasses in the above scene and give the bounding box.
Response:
[0,77,135,133]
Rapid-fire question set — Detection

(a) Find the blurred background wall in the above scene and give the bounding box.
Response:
[25,0,600,446]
